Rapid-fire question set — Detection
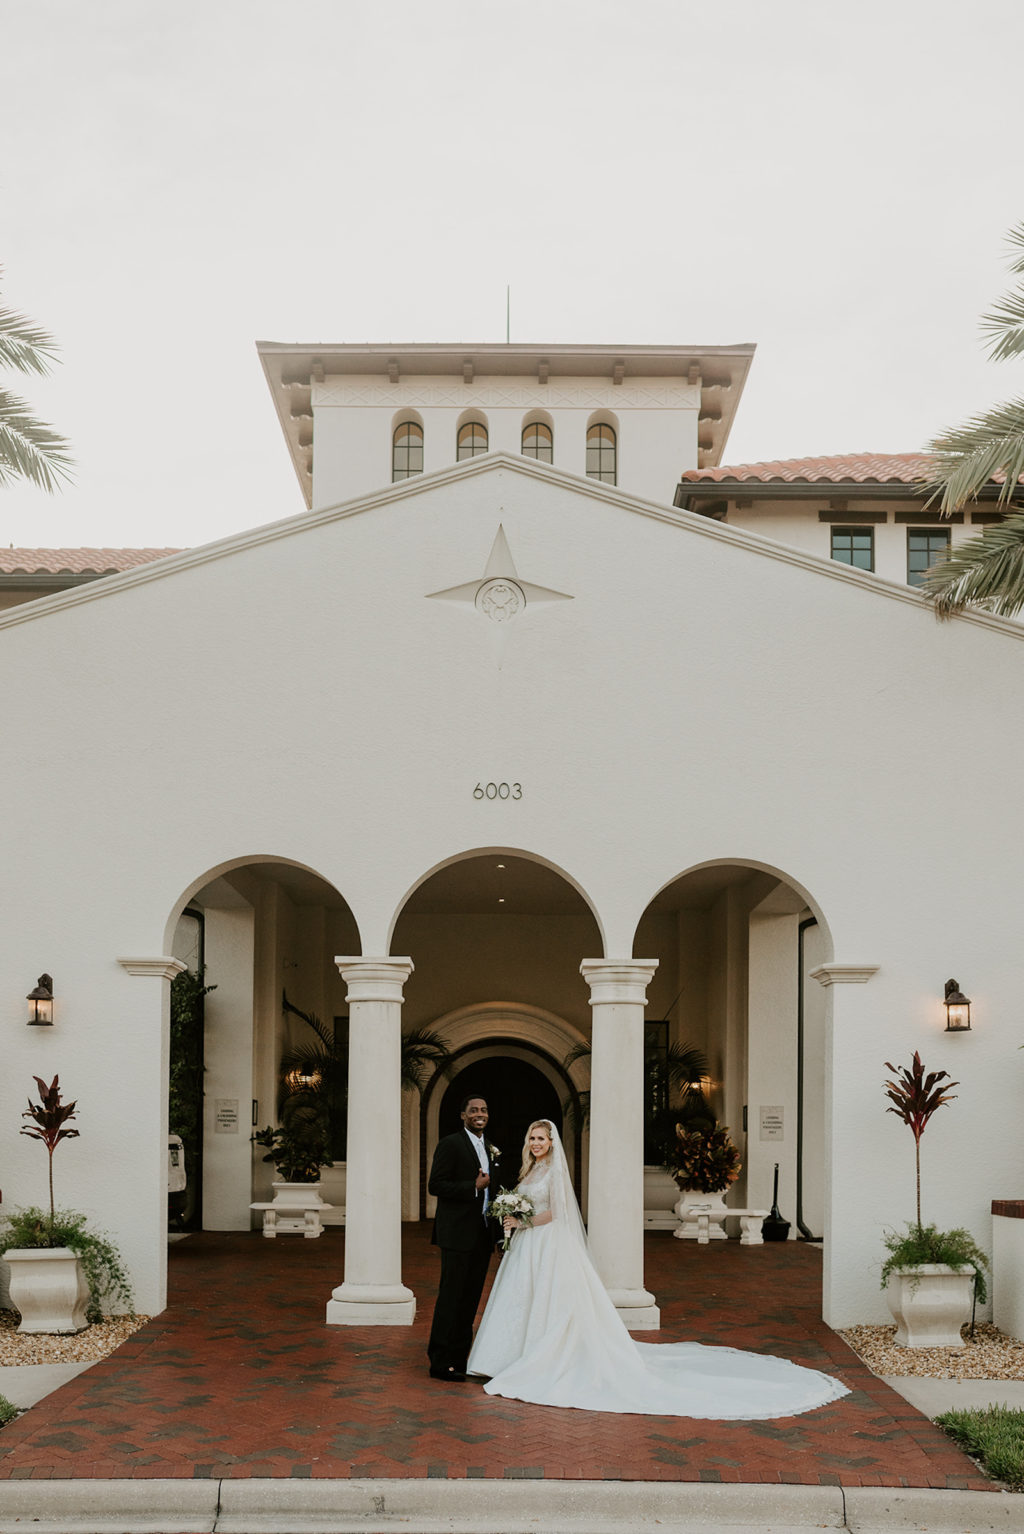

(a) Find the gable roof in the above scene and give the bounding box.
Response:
[1,451,1022,645]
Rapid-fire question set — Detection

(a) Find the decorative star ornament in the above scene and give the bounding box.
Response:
[427,526,572,622]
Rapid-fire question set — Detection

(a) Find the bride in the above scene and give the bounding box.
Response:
[467,1119,849,1419]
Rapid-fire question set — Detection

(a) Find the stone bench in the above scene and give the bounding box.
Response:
[249,1200,332,1238]
[675,1207,770,1246]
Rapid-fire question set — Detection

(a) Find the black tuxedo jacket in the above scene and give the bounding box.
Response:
[429,1130,496,1251]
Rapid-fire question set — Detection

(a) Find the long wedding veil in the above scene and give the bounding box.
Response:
[530,1120,588,1250]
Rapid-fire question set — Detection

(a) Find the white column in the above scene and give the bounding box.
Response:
[810,962,879,1328]
[116,956,187,1316]
[581,958,660,1330]
[326,957,416,1326]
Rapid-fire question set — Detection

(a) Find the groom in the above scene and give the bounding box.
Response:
[427,1094,498,1382]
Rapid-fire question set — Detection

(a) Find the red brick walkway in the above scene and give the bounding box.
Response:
[0,1228,992,1488]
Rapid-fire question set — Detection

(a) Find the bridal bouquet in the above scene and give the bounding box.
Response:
[489,1190,535,1252]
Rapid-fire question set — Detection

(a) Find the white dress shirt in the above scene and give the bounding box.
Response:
[465,1127,490,1215]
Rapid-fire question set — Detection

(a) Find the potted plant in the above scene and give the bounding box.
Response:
[666,1118,742,1240]
[0,1076,132,1334]
[881,1051,989,1348]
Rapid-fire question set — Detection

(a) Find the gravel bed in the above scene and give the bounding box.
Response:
[0,1309,149,1366]
[840,1322,1024,1379]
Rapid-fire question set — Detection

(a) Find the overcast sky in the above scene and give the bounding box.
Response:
[2,0,1023,550]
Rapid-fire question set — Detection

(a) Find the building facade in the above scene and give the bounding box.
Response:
[1,344,1021,1337]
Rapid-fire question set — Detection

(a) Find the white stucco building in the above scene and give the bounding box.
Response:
[1,341,1021,1335]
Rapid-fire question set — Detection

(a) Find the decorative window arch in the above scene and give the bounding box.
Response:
[522,419,554,463]
[392,420,424,481]
[586,421,617,484]
[456,420,488,460]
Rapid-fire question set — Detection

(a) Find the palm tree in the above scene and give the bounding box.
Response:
[0,273,73,492]
[922,223,1024,616]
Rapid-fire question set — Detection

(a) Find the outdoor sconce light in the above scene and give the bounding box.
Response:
[284,1067,322,1093]
[944,978,972,1033]
[26,974,54,1026]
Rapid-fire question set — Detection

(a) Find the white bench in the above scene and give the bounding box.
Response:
[249,1200,332,1238]
[675,1207,770,1245]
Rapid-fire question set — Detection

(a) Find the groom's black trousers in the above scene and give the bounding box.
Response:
[428,1218,494,1374]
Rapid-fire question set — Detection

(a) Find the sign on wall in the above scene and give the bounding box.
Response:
[759,1105,784,1142]
[214,1099,240,1134]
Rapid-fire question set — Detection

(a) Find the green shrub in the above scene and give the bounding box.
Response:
[937,1405,1024,1488]
[0,1395,17,1428]
[880,1222,989,1305]
[0,1207,133,1322]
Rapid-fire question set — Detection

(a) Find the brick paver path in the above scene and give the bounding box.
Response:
[0,1227,992,1487]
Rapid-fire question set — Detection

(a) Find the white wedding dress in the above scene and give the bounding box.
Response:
[467,1126,849,1419]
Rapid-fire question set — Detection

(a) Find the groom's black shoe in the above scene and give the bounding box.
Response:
[429,1365,467,1382]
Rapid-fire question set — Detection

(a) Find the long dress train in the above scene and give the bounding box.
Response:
[467,1129,848,1420]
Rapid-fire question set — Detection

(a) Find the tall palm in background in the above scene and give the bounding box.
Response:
[0,271,73,491]
[923,224,1024,616]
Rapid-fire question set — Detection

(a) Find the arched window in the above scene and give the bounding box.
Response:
[456,421,488,460]
[522,421,553,463]
[392,421,424,481]
[586,423,616,484]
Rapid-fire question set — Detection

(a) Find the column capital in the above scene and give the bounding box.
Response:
[810,963,880,988]
[580,959,658,1006]
[335,957,414,1004]
[117,956,187,981]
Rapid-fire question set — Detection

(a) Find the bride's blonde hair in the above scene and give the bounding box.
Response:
[518,1119,555,1183]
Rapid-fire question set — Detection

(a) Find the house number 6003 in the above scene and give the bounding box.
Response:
[473,782,522,800]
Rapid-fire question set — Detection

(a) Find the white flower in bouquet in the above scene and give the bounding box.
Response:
[489,1190,535,1252]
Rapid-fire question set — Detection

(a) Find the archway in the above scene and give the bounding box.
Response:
[440,1056,563,1181]
[632,859,831,1240]
[164,855,359,1234]
[390,850,602,1219]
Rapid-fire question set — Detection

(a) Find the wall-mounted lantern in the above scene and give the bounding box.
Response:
[944,978,971,1033]
[27,974,54,1026]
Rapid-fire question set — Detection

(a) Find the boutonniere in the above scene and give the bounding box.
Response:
[487,1144,501,1162]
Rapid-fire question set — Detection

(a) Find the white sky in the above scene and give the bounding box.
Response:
[2,0,1023,549]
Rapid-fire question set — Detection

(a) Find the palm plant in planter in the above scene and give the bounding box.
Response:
[0,1077,132,1333]
[881,1051,989,1348]
[665,1118,742,1240]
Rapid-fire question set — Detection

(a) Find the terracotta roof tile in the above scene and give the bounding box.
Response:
[0,547,180,576]
[680,453,936,486]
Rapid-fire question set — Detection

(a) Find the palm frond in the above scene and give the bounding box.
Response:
[980,222,1024,361]
[400,1026,454,1093]
[0,388,74,492]
[981,291,1024,363]
[663,1042,710,1096]
[920,512,1024,617]
[0,303,61,376]
[924,397,1024,513]
[281,990,335,1051]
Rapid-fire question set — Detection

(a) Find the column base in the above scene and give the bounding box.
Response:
[607,1287,660,1331]
[325,1282,416,1327]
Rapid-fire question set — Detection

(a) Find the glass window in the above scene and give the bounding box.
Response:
[522,421,553,462]
[586,423,617,484]
[831,527,874,572]
[907,528,951,587]
[392,421,423,481]
[456,421,488,460]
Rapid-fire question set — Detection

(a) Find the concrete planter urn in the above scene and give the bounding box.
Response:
[884,1264,975,1348]
[643,1166,681,1230]
[673,1188,729,1240]
[4,1247,89,1334]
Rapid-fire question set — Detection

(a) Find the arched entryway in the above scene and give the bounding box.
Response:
[440,1056,563,1178]
[633,859,832,1239]
[389,850,602,1220]
[164,855,360,1235]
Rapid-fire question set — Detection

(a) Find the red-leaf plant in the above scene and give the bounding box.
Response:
[20,1075,80,1244]
[883,1051,958,1232]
